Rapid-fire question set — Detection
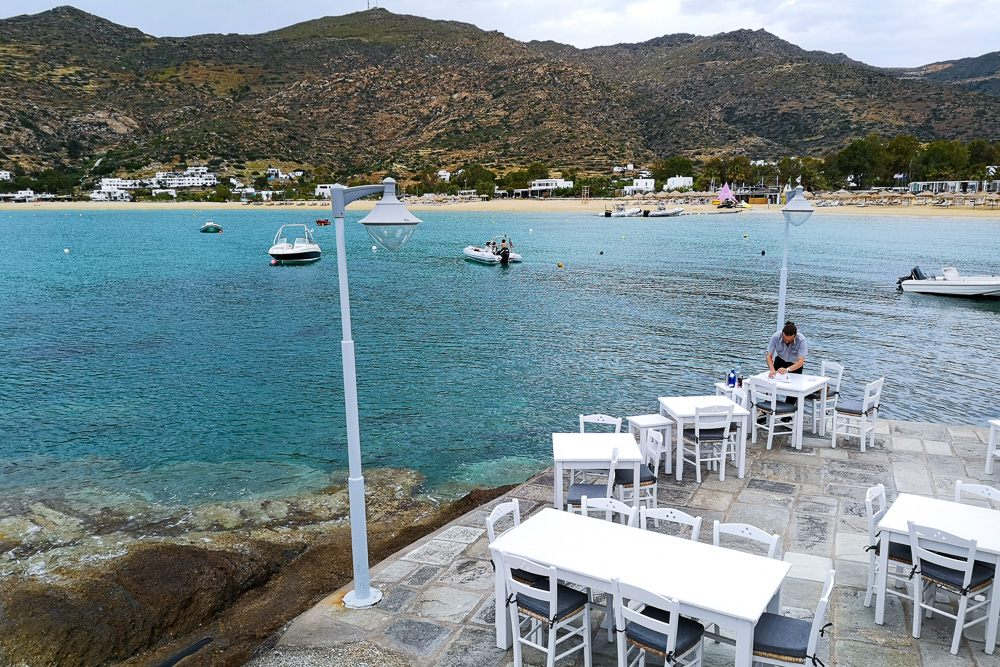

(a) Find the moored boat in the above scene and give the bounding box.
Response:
[604,204,643,218]
[463,236,522,264]
[315,219,330,226]
[897,266,1000,297]
[647,205,684,217]
[200,221,223,233]
[269,224,321,264]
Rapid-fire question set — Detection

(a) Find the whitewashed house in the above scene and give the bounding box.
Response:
[90,186,132,202]
[437,169,452,182]
[528,178,573,197]
[315,184,333,199]
[665,176,694,191]
[0,170,12,182]
[100,177,142,190]
[623,178,655,196]
[150,166,218,188]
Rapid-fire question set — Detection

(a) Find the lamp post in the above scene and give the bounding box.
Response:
[776,184,814,331]
[330,177,421,609]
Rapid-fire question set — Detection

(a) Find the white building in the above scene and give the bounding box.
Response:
[909,180,982,195]
[528,178,573,197]
[265,168,305,181]
[638,170,652,178]
[665,176,694,191]
[151,189,177,198]
[315,184,334,199]
[623,178,655,196]
[151,166,218,188]
[100,177,142,190]
[89,186,132,202]
[437,169,451,182]
[0,170,12,182]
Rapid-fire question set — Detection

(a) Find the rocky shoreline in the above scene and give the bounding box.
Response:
[0,469,512,666]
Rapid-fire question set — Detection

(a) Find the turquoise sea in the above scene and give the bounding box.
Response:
[2,207,999,507]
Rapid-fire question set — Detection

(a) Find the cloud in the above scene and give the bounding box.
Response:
[5,0,1000,67]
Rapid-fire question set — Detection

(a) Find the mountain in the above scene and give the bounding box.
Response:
[892,51,1000,97]
[2,6,1000,178]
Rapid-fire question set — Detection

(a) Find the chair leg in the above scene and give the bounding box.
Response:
[860,415,868,452]
[547,618,556,667]
[583,605,593,667]
[831,416,839,449]
[952,595,968,655]
[864,553,877,607]
[912,578,924,639]
[694,444,702,483]
[510,606,524,666]
[766,415,775,450]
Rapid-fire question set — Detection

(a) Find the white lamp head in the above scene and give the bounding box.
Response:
[782,185,814,227]
[358,178,422,252]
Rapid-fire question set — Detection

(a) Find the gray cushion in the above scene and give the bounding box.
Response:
[567,483,608,505]
[517,581,589,621]
[625,605,705,656]
[614,465,656,485]
[511,568,542,584]
[836,399,873,416]
[682,427,726,442]
[752,612,810,660]
[754,400,796,415]
[874,542,912,564]
[920,559,995,593]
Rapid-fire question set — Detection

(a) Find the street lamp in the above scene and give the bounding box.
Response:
[329,177,422,609]
[776,184,814,331]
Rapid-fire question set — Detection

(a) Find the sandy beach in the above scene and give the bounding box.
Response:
[5,198,1000,217]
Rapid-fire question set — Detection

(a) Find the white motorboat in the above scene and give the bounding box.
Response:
[268,224,321,264]
[606,204,643,218]
[897,266,1000,297]
[200,220,223,233]
[463,236,522,264]
[647,206,684,217]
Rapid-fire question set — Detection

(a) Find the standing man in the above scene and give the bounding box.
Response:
[497,239,511,265]
[767,321,807,377]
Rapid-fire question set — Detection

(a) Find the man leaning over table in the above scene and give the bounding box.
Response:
[766,321,807,403]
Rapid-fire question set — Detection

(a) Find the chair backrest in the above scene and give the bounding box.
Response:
[955,480,1000,506]
[713,520,780,559]
[646,429,664,458]
[750,379,779,410]
[906,521,980,592]
[806,570,837,658]
[612,577,682,659]
[582,496,638,526]
[693,404,734,438]
[486,499,521,544]
[863,378,885,412]
[864,484,888,547]
[580,413,622,433]
[501,552,558,619]
[639,507,702,541]
[730,387,749,410]
[820,361,845,395]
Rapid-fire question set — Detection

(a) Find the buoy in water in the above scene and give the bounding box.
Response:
[372,245,378,251]
[744,234,748,238]
[599,251,604,255]
[270,259,278,266]
[64,248,69,254]
[529,229,533,233]
[621,236,626,240]
[761,250,766,256]
[558,263,563,268]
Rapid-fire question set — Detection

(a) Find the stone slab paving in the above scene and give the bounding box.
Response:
[247,419,1000,667]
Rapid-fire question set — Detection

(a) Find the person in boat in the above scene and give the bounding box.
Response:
[766,321,807,402]
[498,239,510,264]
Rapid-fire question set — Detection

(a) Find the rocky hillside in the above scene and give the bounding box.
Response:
[891,51,1000,97]
[2,6,1000,176]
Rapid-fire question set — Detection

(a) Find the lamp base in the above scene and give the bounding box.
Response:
[343,587,383,609]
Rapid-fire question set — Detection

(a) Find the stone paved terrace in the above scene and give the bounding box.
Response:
[248,419,1000,667]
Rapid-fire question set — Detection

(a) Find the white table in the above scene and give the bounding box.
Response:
[658,395,751,481]
[987,419,1000,475]
[626,413,675,475]
[490,508,790,666]
[876,493,1000,653]
[552,432,643,511]
[749,372,830,449]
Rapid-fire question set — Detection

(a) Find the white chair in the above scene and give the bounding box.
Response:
[611,577,705,667]
[487,499,542,586]
[566,447,618,514]
[501,553,593,667]
[954,480,1000,506]
[713,520,780,559]
[863,484,912,608]
[614,440,658,512]
[907,520,995,655]
[573,413,623,482]
[987,420,1000,475]
[751,570,835,666]
[809,360,844,434]
[639,507,702,541]
[749,379,798,450]
[645,428,672,477]
[580,496,638,526]
[681,404,735,483]
[831,377,885,452]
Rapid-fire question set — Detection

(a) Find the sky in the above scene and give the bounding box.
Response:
[4,0,998,68]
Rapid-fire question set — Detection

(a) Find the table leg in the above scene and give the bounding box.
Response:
[987,426,998,475]
[554,462,564,511]
[676,417,685,482]
[986,554,1000,653]
[630,461,641,508]
[795,399,806,450]
[738,415,748,478]
[735,620,753,667]
[663,424,673,475]
[818,386,828,437]
[875,531,891,625]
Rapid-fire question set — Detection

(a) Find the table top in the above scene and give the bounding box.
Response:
[491,508,790,623]
[878,493,1000,555]
[658,395,751,419]
[990,419,1000,429]
[552,432,643,464]
[627,414,675,428]
[750,372,829,395]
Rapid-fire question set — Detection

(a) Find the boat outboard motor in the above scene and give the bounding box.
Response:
[897,266,926,291]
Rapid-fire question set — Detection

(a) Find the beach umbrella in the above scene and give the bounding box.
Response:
[987,193,1000,208]
[802,191,814,199]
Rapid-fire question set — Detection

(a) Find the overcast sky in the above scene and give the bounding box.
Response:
[5,0,996,68]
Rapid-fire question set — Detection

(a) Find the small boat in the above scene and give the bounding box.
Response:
[604,204,643,218]
[315,219,330,226]
[269,224,321,264]
[897,266,1000,297]
[463,236,522,264]
[200,221,223,233]
[647,205,685,217]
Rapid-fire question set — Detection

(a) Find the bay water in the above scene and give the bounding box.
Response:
[2,208,998,510]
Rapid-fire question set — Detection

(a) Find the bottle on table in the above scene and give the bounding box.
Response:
[735,362,743,387]
[727,368,737,388]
